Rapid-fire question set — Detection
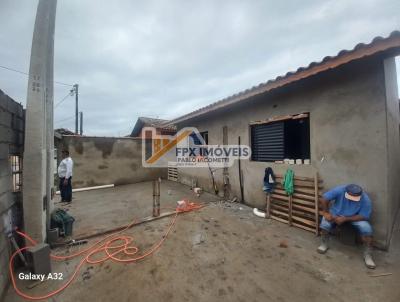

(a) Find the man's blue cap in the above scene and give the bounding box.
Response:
[345,184,363,196]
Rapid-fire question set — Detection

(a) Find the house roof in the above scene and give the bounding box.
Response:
[130,116,176,137]
[169,30,400,125]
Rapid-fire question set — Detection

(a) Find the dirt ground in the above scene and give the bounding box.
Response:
[5,181,400,302]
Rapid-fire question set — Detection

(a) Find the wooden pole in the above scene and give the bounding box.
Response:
[314,171,319,235]
[152,180,160,217]
[265,193,271,218]
[238,136,244,203]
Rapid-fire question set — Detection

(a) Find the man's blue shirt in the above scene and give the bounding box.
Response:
[322,185,372,220]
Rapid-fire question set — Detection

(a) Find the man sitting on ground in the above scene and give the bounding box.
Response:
[317,184,376,269]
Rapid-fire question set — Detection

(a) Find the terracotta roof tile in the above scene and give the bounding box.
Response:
[170,30,400,124]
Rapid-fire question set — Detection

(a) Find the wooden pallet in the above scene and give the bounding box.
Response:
[268,172,323,235]
[167,165,178,181]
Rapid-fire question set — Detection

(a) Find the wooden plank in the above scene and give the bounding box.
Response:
[292,203,315,214]
[314,171,319,235]
[276,188,323,200]
[74,210,179,241]
[276,187,316,198]
[291,198,315,207]
[292,212,315,223]
[295,181,324,189]
[274,194,315,207]
[294,187,323,196]
[271,208,289,218]
[272,188,288,197]
[249,114,297,126]
[293,192,315,202]
[272,203,289,213]
[271,214,289,225]
[288,195,293,226]
[266,193,271,218]
[271,199,289,208]
[292,215,316,227]
[275,174,322,183]
[292,222,315,233]
[291,195,315,205]
[274,187,289,195]
[291,208,315,220]
[274,179,323,189]
[271,194,289,202]
[271,215,315,233]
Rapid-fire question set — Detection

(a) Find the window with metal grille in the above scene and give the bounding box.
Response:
[188,131,208,156]
[189,131,208,145]
[251,116,310,162]
[10,155,22,192]
[200,131,208,145]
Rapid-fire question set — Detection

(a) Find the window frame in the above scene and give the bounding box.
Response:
[9,155,23,192]
[250,113,310,163]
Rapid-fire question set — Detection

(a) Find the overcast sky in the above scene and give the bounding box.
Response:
[1,0,399,136]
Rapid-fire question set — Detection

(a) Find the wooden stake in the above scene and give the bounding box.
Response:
[314,171,319,235]
[266,193,271,218]
[288,194,293,226]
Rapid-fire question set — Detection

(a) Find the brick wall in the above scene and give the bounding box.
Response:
[0,90,24,298]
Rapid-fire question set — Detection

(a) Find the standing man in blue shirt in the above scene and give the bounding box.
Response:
[317,184,376,269]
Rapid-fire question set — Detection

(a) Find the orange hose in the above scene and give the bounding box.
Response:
[9,200,204,300]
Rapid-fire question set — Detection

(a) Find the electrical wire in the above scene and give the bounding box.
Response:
[9,200,204,300]
[54,92,74,108]
[0,64,73,87]
[55,116,75,124]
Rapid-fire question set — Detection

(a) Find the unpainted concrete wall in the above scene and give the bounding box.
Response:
[176,57,399,249]
[383,57,400,248]
[59,136,167,188]
[0,90,24,298]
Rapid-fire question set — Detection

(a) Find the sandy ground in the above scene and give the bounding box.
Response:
[5,181,400,302]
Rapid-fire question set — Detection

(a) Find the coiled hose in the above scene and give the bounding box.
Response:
[9,200,204,300]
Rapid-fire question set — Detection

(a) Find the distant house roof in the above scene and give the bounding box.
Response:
[54,128,76,139]
[169,30,400,125]
[130,117,176,137]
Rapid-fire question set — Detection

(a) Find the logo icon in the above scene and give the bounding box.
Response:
[142,127,251,168]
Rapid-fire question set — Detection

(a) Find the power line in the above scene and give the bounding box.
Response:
[55,115,75,124]
[55,90,74,108]
[0,64,73,86]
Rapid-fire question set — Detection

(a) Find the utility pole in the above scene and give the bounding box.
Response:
[23,0,57,243]
[74,83,79,134]
[79,111,83,135]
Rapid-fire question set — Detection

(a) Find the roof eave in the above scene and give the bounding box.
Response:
[169,30,400,125]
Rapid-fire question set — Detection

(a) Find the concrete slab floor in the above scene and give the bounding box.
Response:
[55,180,220,238]
[5,181,400,302]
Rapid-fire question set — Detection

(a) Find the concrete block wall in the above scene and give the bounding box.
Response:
[0,90,24,298]
[57,136,167,189]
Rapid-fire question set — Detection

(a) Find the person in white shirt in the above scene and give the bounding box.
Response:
[58,150,73,202]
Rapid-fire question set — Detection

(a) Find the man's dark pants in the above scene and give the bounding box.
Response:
[59,177,72,202]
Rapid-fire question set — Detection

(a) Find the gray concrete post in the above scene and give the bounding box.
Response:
[23,0,57,243]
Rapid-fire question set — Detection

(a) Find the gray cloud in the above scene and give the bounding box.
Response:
[1,0,399,136]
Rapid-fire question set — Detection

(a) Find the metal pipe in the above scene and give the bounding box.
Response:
[74,84,79,134]
[238,136,244,203]
[55,184,114,195]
